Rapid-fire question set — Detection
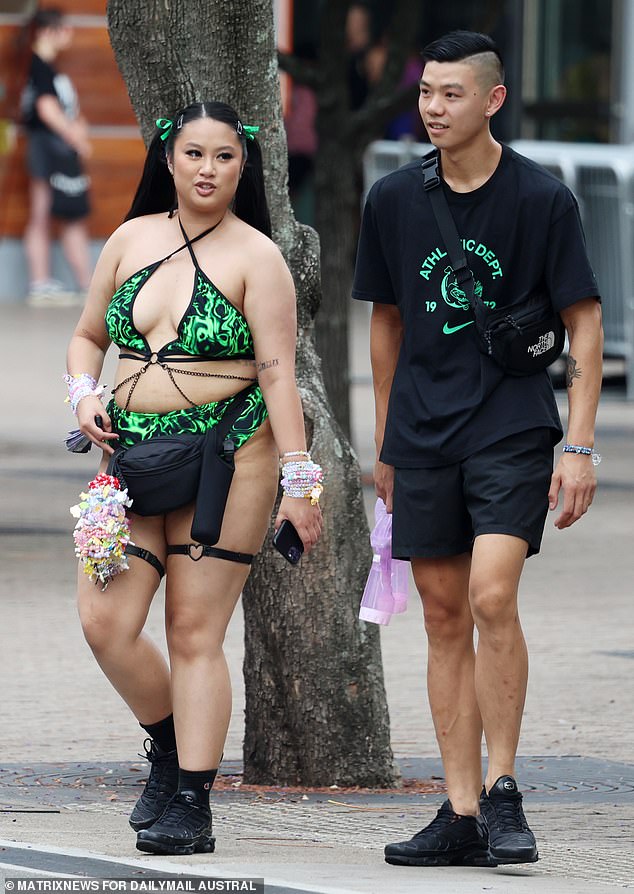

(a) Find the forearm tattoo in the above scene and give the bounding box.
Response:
[257,358,280,372]
[566,354,582,387]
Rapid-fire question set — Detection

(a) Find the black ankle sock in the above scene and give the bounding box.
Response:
[140,714,177,753]
[178,768,218,806]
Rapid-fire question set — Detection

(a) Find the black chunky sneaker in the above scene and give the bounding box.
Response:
[384,800,498,867]
[136,790,215,856]
[129,739,179,831]
[480,775,538,863]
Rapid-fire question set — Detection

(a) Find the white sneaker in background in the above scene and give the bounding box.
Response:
[26,280,80,307]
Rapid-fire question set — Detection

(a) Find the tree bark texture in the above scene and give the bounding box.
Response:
[106,0,396,787]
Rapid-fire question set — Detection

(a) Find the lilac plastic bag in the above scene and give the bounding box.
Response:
[359,499,409,625]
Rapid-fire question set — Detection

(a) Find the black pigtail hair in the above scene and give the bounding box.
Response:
[234,136,271,239]
[124,130,175,222]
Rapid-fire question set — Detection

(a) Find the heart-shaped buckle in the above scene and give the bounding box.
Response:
[188,543,204,561]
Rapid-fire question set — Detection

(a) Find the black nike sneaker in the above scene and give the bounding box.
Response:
[129,739,179,831]
[384,800,498,867]
[136,791,215,856]
[480,775,539,863]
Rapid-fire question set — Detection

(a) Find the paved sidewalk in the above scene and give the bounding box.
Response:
[1,302,633,892]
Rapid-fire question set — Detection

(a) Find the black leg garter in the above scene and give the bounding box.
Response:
[167,544,253,565]
[125,544,166,579]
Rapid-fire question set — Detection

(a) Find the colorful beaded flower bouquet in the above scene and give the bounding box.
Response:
[70,473,133,589]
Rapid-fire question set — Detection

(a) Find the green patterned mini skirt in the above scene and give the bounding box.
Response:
[107,383,268,450]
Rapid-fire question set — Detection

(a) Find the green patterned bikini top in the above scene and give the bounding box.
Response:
[105,219,255,361]
[105,219,257,410]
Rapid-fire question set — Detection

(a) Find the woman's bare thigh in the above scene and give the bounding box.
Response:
[163,420,278,637]
[165,419,278,555]
[77,512,166,638]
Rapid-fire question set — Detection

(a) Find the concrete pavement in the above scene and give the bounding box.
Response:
[0,300,633,891]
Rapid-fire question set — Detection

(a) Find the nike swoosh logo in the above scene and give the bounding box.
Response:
[443,320,475,335]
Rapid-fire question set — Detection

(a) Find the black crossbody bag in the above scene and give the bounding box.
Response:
[107,385,254,545]
[421,154,565,376]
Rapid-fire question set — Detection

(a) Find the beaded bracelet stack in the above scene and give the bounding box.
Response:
[280,451,324,505]
[63,373,106,415]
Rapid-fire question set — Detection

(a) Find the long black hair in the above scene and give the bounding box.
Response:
[124,101,271,238]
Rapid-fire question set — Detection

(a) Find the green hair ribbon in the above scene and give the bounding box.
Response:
[155,118,173,142]
[237,120,259,141]
[243,124,260,141]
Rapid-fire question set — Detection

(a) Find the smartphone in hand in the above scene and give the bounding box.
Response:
[272,519,304,565]
[64,415,105,454]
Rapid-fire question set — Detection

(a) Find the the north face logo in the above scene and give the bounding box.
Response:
[527,330,555,357]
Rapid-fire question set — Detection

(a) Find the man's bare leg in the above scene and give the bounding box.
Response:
[468,533,537,864]
[468,533,528,791]
[412,552,482,816]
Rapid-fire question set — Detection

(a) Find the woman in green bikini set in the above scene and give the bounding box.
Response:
[65,101,323,855]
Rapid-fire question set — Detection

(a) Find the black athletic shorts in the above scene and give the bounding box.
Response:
[392,427,554,560]
[27,130,90,220]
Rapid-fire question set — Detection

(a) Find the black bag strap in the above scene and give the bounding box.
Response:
[212,383,259,458]
[421,154,489,329]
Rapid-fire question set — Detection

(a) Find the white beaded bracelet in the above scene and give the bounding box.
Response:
[63,373,107,415]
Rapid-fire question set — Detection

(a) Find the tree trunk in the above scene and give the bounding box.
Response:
[107,0,396,787]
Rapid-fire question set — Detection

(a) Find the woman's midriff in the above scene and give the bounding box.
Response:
[112,356,258,414]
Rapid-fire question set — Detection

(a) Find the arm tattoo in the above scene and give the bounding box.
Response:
[257,358,280,373]
[566,354,582,388]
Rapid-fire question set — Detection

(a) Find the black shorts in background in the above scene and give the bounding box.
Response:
[27,130,90,221]
[392,427,554,560]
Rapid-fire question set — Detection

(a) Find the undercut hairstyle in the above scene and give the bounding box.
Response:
[125,100,271,238]
[421,30,505,88]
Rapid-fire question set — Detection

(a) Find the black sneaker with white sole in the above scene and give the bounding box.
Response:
[384,799,498,867]
[480,775,538,863]
[136,791,215,856]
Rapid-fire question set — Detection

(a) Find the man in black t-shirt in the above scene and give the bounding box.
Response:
[21,7,92,306]
[353,31,603,869]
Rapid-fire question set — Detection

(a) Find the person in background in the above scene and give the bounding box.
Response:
[346,2,374,109]
[284,44,318,225]
[21,6,92,306]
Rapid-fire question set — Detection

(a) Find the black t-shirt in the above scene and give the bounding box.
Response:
[21,53,78,132]
[352,144,600,468]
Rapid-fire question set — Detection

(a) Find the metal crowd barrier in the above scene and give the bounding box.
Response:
[363,139,634,398]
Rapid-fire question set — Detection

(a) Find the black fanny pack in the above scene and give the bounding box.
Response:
[422,154,565,376]
[107,386,254,545]
[471,291,565,375]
